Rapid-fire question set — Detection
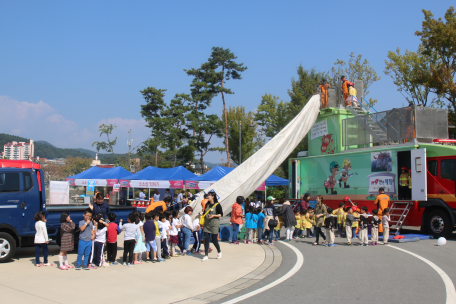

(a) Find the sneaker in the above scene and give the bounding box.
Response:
[123,262,127,266]
[158,259,164,262]
[209,247,213,253]
[134,261,142,264]
[217,252,222,259]
[325,244,329,247]
[103,262,110,266]
[259,240,264,245]
[128,263,133,267]
[186,252,192,255]
[244,240,247,244]
[369,243,375,246]
[247,241,253,244]
[112,262,118,265]
[347,242,352,246]
[88,265,97,269]
[152,259,158,263]
[330,244,336,247]
[234,241,239,245]
[59,265,68,270]
[83,266,90,270]
[75,266,81,270]
[201,256,209,262]
[164,256,171,259]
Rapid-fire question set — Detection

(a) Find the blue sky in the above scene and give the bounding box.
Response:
[0,1,453,162]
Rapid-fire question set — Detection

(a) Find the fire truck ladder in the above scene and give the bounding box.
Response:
[388,201,413,236]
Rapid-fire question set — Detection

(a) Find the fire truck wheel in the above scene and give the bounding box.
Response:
[427,209,452,239]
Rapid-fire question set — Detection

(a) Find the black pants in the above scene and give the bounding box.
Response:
[161,239,169,257]
[123,239,135,264]
[192,231,201,252]
[204,232,220,256]
[315,227,326,243]
[106,242,117,263]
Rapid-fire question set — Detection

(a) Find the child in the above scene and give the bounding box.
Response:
[133,212,147,264]
[293,209,302,239]
[76,209,95,270]
[169,210,182,257]
[192,214,202,253]
[351,206,360,239]
[59,212,75,270]
[119,213,140,266]
[382,208,391,245]
[257,209,265,244]
[106,212,120,265]
[359,206,369,246]
[143,212,157,262]
[153,212,164,262]
[159,214,170,259]
[333,202,346,238]
[274,215,283,241]
[344,207,356,246]
[90,215,108,267]
[300,209,310,238]
[370,209,381,246]
[34,211,52,267]
[307,207,315,237]
[245,206,258,244]
[324,208,336,247]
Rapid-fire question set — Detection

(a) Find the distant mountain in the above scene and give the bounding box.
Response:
[204,162,238,169]
[0,133,92,159]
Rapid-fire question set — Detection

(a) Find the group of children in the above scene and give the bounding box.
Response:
[234,202,391,247]
[34,207,207,270]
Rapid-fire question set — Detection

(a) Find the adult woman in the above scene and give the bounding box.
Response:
[153,189,160,202]
[201,192,223,262]
[262,198,278,245]
[300,193,310,211]
[89,193,110,220]
[313,195,327,246]
[281,200,297,241]
[181,206,193,255]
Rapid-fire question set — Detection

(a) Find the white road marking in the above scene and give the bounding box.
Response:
[387,244,456,304]
[222,242,304,304]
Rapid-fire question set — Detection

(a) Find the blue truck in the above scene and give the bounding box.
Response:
[0,160,136,263]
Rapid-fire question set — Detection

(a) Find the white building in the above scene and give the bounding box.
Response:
[3,140,35,160]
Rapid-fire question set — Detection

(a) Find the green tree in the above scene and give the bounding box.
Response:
[414,7,456,121]
[62,156,93,177]
[330,52,381,106]
[385,46,442,107]
[208,47,248,168]
[288,66,328,112]
[92,124,117,156]
[225,106,259,165]
[140,87,167,166]
[254,94,292,138]
[161,93,192,167]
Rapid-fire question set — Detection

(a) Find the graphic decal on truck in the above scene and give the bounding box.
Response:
[338,158,358,188]
[320,134,334,155]
[324,161,339,194]
[371,151,393,172]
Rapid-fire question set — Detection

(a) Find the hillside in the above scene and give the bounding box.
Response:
[0,134,92,159]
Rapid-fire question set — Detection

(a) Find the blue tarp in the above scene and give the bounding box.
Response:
[123,166,197,181]
[193,165,288,186]
[66,166,109,180]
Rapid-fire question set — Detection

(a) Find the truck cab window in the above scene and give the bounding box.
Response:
[428,160,437,176]
[23,172,33,191]
[0,172,21,192]
[440,159,455,181]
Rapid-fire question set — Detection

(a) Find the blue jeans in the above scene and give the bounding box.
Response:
[232,223,240,242]
[262,229,274,244]
[77,240,92,267]
[35,243,48,264]
[352,227,357,238]
[182,227,192,252]
[274,230,280,240]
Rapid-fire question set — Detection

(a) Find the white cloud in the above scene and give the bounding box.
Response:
[0,95,149,154]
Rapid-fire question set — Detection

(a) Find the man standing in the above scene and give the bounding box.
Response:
[230,196,244,244]
[139,189,146,202]
[341,76,350,107]
[399,167,410,200]
[374,187,390,233]
[319,79,331,109]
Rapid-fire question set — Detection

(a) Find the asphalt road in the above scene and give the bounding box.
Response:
[215,230,456,304]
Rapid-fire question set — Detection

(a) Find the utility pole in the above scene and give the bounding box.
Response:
[239,121,242,165]
[127,130,133,171]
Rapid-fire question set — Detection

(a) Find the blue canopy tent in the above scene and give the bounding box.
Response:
[97,166,132,180]
[192,165,288,186]
[66,166,109,181]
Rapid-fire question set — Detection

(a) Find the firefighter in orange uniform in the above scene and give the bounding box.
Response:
[341,76,350,107]
[374,187,390,233]
[319,79,331,109]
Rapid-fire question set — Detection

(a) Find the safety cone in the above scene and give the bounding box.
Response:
[133,201,136,207]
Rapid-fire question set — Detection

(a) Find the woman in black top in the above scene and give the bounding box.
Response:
[201,192,223,262]
[262,199,278,245]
